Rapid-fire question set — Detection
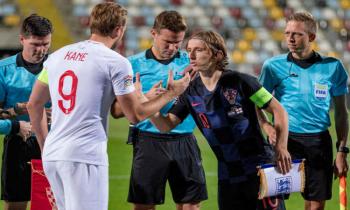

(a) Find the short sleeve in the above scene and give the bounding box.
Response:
[111,58,135,96]
[259,60,276,93]
[331,60,349,96]
[0,67,5,102]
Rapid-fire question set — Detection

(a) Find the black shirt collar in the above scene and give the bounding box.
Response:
[145,48,180,65]
[287,51,323,69]
[16,52,48,75]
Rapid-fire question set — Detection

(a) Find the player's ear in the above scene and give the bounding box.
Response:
[309,33,316,42]
[215,50,224,61]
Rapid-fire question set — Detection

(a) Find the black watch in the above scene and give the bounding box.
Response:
[337,146,350,154]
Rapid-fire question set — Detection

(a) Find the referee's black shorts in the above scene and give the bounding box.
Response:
[288,130,333,201]
[127,130,208,205]
[1,135,41,201]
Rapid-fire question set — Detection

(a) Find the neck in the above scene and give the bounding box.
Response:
[292,48,314,60]
[200,69,222,91]
[151,46,162,60]
[89,34,115,49]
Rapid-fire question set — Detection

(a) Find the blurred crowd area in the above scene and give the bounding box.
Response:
[1,0,350,76]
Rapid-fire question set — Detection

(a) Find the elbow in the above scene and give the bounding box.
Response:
[110,110,124,119]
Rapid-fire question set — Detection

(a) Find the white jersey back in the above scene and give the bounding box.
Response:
[43,40,134,165]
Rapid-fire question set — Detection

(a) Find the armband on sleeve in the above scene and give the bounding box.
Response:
[249,87,273,109]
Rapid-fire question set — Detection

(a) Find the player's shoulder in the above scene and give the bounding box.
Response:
[264,53,288,65]
[0,54,17,68]
[318,53,342,64]
[128,50,146,62]
[221,69,258,85]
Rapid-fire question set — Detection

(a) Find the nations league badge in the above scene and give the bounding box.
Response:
[124,75,133,88]
[223,88,237,105]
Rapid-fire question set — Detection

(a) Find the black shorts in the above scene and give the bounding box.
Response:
[1,135,41,201]
[288,131,333,201]
[218,175,286,210]
[127,130,208,205]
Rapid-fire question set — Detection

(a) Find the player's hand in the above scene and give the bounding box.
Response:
[145,81,166,100]
[262,122,276,145]
[18,121,32,141]
[334,152,348,178]
[182,65,198,81]
[275,146,292,174]
[15,102,29,115]
[0,109,12,119]
[166,70,190,98]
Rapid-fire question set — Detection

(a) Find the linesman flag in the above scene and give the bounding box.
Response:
[340,176,347,210]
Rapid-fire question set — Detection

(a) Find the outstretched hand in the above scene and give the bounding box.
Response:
[182,65,198,81]
[166,70,190,98]
[134,72,165,101]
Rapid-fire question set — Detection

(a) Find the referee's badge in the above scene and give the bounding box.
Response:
[314,83,328,100]
[223,88,237,105]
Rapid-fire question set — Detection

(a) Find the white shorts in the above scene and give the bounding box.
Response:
[43,161,108,210]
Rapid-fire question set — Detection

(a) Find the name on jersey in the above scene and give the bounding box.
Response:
[64,51,88,62]
[314,83,328,99]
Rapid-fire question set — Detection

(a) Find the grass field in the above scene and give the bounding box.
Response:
[0,115,349,210]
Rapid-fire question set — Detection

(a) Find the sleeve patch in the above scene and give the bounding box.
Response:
[249,87,273,108]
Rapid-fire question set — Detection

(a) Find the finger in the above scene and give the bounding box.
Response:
[181,65,192,75]
[167,70,174,89]
[152,81,162,89]
[183,72,191,83]
[135,72,140,84]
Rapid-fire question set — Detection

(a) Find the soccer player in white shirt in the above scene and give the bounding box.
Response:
[26,2,190,210]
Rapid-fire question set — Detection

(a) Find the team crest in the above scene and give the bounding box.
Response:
[275,176,292,194]
[223,88,237,105]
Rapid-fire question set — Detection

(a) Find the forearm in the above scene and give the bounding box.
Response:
[256,107,273,133]
[133,92,174,123]
[27,105,48,151]
[265,99,288,149]
[150,113,177,133]
[273,109,288,149]
[335,110,349,148]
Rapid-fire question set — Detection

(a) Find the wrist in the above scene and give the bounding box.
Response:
[337,146,349,154]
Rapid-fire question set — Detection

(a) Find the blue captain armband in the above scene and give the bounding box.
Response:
[249,87,273,108]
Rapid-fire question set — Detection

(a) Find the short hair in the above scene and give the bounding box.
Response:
[89,2,127,36]
[188,30,228,71]
[153,10,187,33]
[21,14,53,37]
[286,12,317,34]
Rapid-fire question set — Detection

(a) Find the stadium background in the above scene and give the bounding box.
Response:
[0,0,349,209]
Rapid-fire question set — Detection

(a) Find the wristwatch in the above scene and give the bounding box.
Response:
[337,146,350,154]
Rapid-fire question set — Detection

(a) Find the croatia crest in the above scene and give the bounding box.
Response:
[223,88,237,105]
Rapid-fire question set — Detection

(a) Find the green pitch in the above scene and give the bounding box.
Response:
[0,115,349,210]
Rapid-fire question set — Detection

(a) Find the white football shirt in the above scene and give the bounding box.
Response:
[40,40,134,165]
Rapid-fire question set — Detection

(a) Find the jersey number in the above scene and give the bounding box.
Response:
[58,70,78,114]
[198,113,210,128]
